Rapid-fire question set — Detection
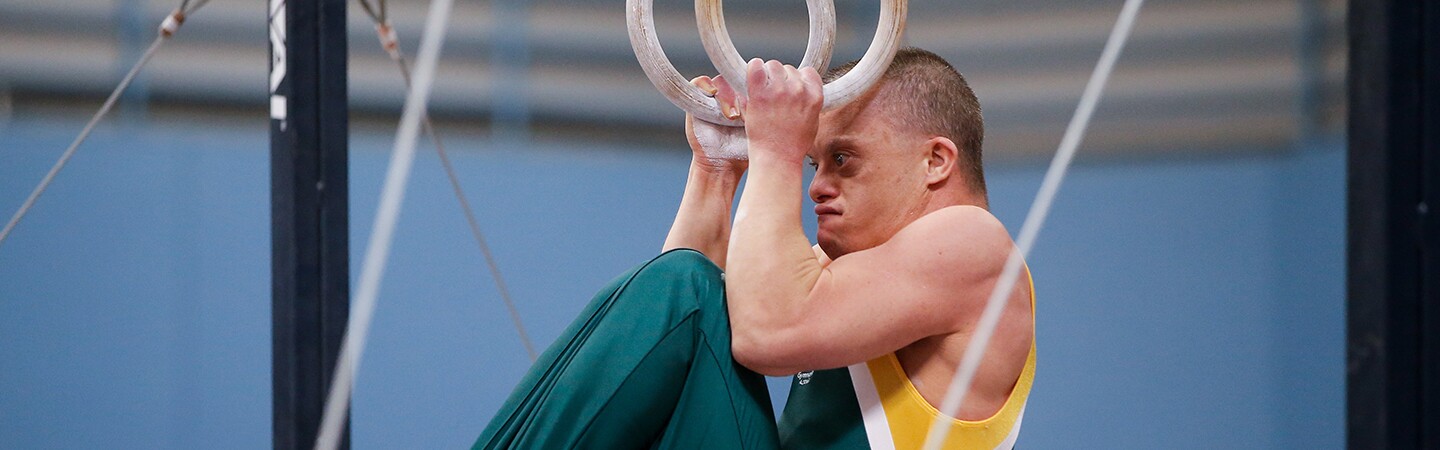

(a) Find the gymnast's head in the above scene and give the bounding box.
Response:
[809,47,987,257]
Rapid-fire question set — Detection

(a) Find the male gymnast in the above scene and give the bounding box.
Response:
[475,47,1034,450]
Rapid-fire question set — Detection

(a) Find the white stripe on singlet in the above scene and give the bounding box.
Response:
[848,362,898,450]
[993,403,1025,450]
[848,361,1026,450]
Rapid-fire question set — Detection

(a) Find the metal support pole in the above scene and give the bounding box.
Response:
[1346,1,1440,448]
[269,0,350,448]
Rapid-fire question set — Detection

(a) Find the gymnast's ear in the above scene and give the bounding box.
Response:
[923,136,959,187]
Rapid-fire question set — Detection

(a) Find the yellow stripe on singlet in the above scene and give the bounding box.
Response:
[851,271,1036,450]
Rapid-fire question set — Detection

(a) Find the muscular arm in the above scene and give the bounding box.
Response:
[732,201,1011,374]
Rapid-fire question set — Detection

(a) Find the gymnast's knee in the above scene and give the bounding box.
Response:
[626,248,728,314]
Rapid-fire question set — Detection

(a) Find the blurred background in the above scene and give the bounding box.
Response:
[0,0,1346,448]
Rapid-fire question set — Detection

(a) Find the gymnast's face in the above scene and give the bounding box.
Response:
[808,88,934,258]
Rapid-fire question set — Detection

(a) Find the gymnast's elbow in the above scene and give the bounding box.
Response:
[731,326,807,376]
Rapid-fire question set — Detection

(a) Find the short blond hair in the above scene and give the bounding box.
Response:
[824,48,987,197]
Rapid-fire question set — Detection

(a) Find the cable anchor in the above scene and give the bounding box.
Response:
[376,22,401,61]
[159,9,185,38]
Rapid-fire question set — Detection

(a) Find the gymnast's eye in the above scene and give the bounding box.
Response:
[806,156,818,169]
[833,153,848,167]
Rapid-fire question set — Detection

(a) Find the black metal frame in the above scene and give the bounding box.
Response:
[1347,1,1439,448]
[269,0,350,448]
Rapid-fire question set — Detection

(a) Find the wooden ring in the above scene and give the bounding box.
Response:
[628,0,907,125]
[695,0,836,99]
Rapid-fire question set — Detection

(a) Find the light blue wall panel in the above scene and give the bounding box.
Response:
[0,119,1344,449]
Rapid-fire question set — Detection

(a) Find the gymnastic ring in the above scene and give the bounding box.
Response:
[694,0,836,102]
[627,0,907,126]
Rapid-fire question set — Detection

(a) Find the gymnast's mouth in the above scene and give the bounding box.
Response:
[814,204,840,217]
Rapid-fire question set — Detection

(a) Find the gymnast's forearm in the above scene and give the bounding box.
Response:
[726,60,828,342]
[663,157,743,268]
[727,152,824,340]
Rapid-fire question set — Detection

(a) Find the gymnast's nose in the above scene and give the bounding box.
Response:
[809,169,838,204]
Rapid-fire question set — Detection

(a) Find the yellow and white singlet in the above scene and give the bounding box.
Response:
[778,275,1035,450]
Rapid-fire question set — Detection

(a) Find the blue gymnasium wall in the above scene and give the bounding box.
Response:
[0,118,1343,449]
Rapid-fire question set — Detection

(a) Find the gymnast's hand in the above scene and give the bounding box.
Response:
[686,75,749,168]
[740,58,823,164]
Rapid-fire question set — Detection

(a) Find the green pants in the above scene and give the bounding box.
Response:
[474,249,780,449]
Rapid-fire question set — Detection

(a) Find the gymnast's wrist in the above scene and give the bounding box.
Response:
[691,154,748,177]
[746,144,806,170]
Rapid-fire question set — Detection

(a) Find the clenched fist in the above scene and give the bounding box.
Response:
[688,60,824,167]
[686,75,749,168]
[740,58,823,164]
